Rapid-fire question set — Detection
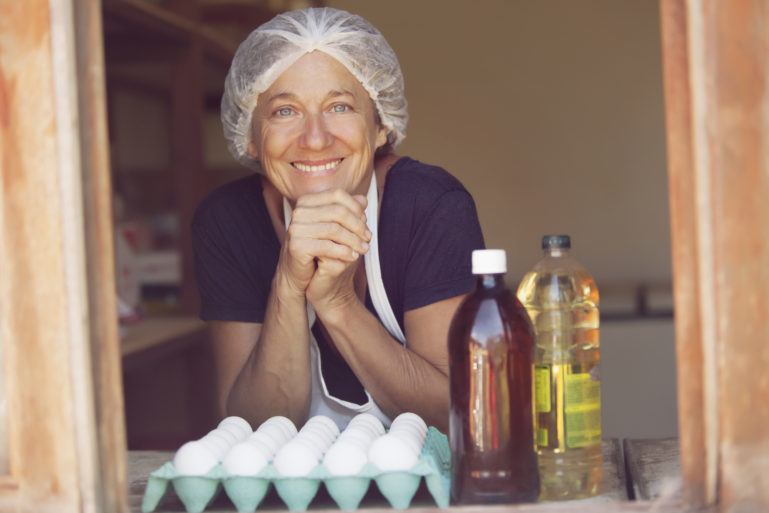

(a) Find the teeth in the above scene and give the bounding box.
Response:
[293,159,341,173]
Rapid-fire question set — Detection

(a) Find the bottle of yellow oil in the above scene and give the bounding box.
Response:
[516,235,602,500]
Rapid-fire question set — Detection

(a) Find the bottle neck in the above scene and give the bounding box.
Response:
[545,247,570,258]
[475,273,506,290]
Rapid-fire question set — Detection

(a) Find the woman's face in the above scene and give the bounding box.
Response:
[248,51,387,201]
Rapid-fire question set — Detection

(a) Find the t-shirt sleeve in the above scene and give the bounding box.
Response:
[192,216,268,323]
[403,189,485,311]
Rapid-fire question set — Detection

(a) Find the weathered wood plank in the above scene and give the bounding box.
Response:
[73,0,130,512]
[705,2,769,512]
[662,0,769,511]
[0,0,108,511]
[659,0,712,507]
[624,438,681,501]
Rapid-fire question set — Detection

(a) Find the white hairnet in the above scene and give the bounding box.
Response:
[221,7,408,170]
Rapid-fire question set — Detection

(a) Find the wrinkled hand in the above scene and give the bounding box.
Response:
[276,189,371,309]
[306,248,362,317]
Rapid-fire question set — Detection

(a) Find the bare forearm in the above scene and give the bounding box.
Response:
[318,301,449,431]
[227,273,312,427]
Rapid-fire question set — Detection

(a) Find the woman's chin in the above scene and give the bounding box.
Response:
[291,176,362,197]
[291,180,339,197]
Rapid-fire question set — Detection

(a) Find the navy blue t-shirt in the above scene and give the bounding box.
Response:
[192,157,485,403]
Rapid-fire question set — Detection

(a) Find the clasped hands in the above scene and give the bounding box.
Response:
[278,188,372,320]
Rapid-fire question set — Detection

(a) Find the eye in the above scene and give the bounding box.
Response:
[275,106,295,117]
[331,103,350,113]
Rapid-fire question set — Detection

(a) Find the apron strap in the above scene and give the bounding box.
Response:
[361,177,407,344]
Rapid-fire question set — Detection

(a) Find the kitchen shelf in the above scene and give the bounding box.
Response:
[121,316,206,357]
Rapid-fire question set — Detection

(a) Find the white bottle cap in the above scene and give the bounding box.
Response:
[472,249,507,275]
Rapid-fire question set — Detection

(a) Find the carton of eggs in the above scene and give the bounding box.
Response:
[147,412,452,513]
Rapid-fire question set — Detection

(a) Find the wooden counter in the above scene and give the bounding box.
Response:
[121,316,207,357]
[623,438,681,501]
[128,440,628,512]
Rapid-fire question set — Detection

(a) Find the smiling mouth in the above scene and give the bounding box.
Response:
[292,158,343,173]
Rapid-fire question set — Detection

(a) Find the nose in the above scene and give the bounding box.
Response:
[299,112,334,151]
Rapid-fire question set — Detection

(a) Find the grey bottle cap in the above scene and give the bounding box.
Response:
[542,235,571,250]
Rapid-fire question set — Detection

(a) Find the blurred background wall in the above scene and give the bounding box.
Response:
[326,0,676,440]
[327,0,671,286]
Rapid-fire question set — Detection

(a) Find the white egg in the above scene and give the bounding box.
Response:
[203,430,238,452]
[270,422,295,441]
[245,438,274,460]
[390,418,427,436]
[222,442,268,476]
[258,423,291,445]
[211,428,239,447]
[218,416,253,438]
[298,428,333,450]
[349,414,386,436]
[339,428,375,447]
[198,435,229,459]
[368,434,419,471]
[305,415,339,437]
[389,430,423,455]
[298,428,333,447]
[390,418,425,433]
[346,422,381,439]
[344,424,377,436]
[323,440,368,476]
[301,425,336,446]
[392,412,427,432]
[218,422,250,442]
[258,420,287,439]
[249,431,280,454]
[389,422,420,433]
[263,416,298,437]
[291,435,324,460]
[336,434,370,452]
[273,440,319,477]
[388,424,425,440]
[389,424,425,444]
[173,441,218,475]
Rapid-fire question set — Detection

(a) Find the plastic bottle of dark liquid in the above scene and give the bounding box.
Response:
[448,249,540,504]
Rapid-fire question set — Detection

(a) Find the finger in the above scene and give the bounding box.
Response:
[289,237,360,263]
[315,257,352,277]
[288,222,370,254]
[352,194,367,208]
[292,203,371,241]
[295,188,367,217]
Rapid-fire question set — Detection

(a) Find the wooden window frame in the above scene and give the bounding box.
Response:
[1,0,767,511]
[0,0,126,512]
[660,0,769,511]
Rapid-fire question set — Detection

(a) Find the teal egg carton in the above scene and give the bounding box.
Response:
[142,427,450,512]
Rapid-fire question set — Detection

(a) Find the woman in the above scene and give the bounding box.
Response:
[193,7,484,432]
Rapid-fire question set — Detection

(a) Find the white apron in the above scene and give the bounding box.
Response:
[283,177,406,429]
